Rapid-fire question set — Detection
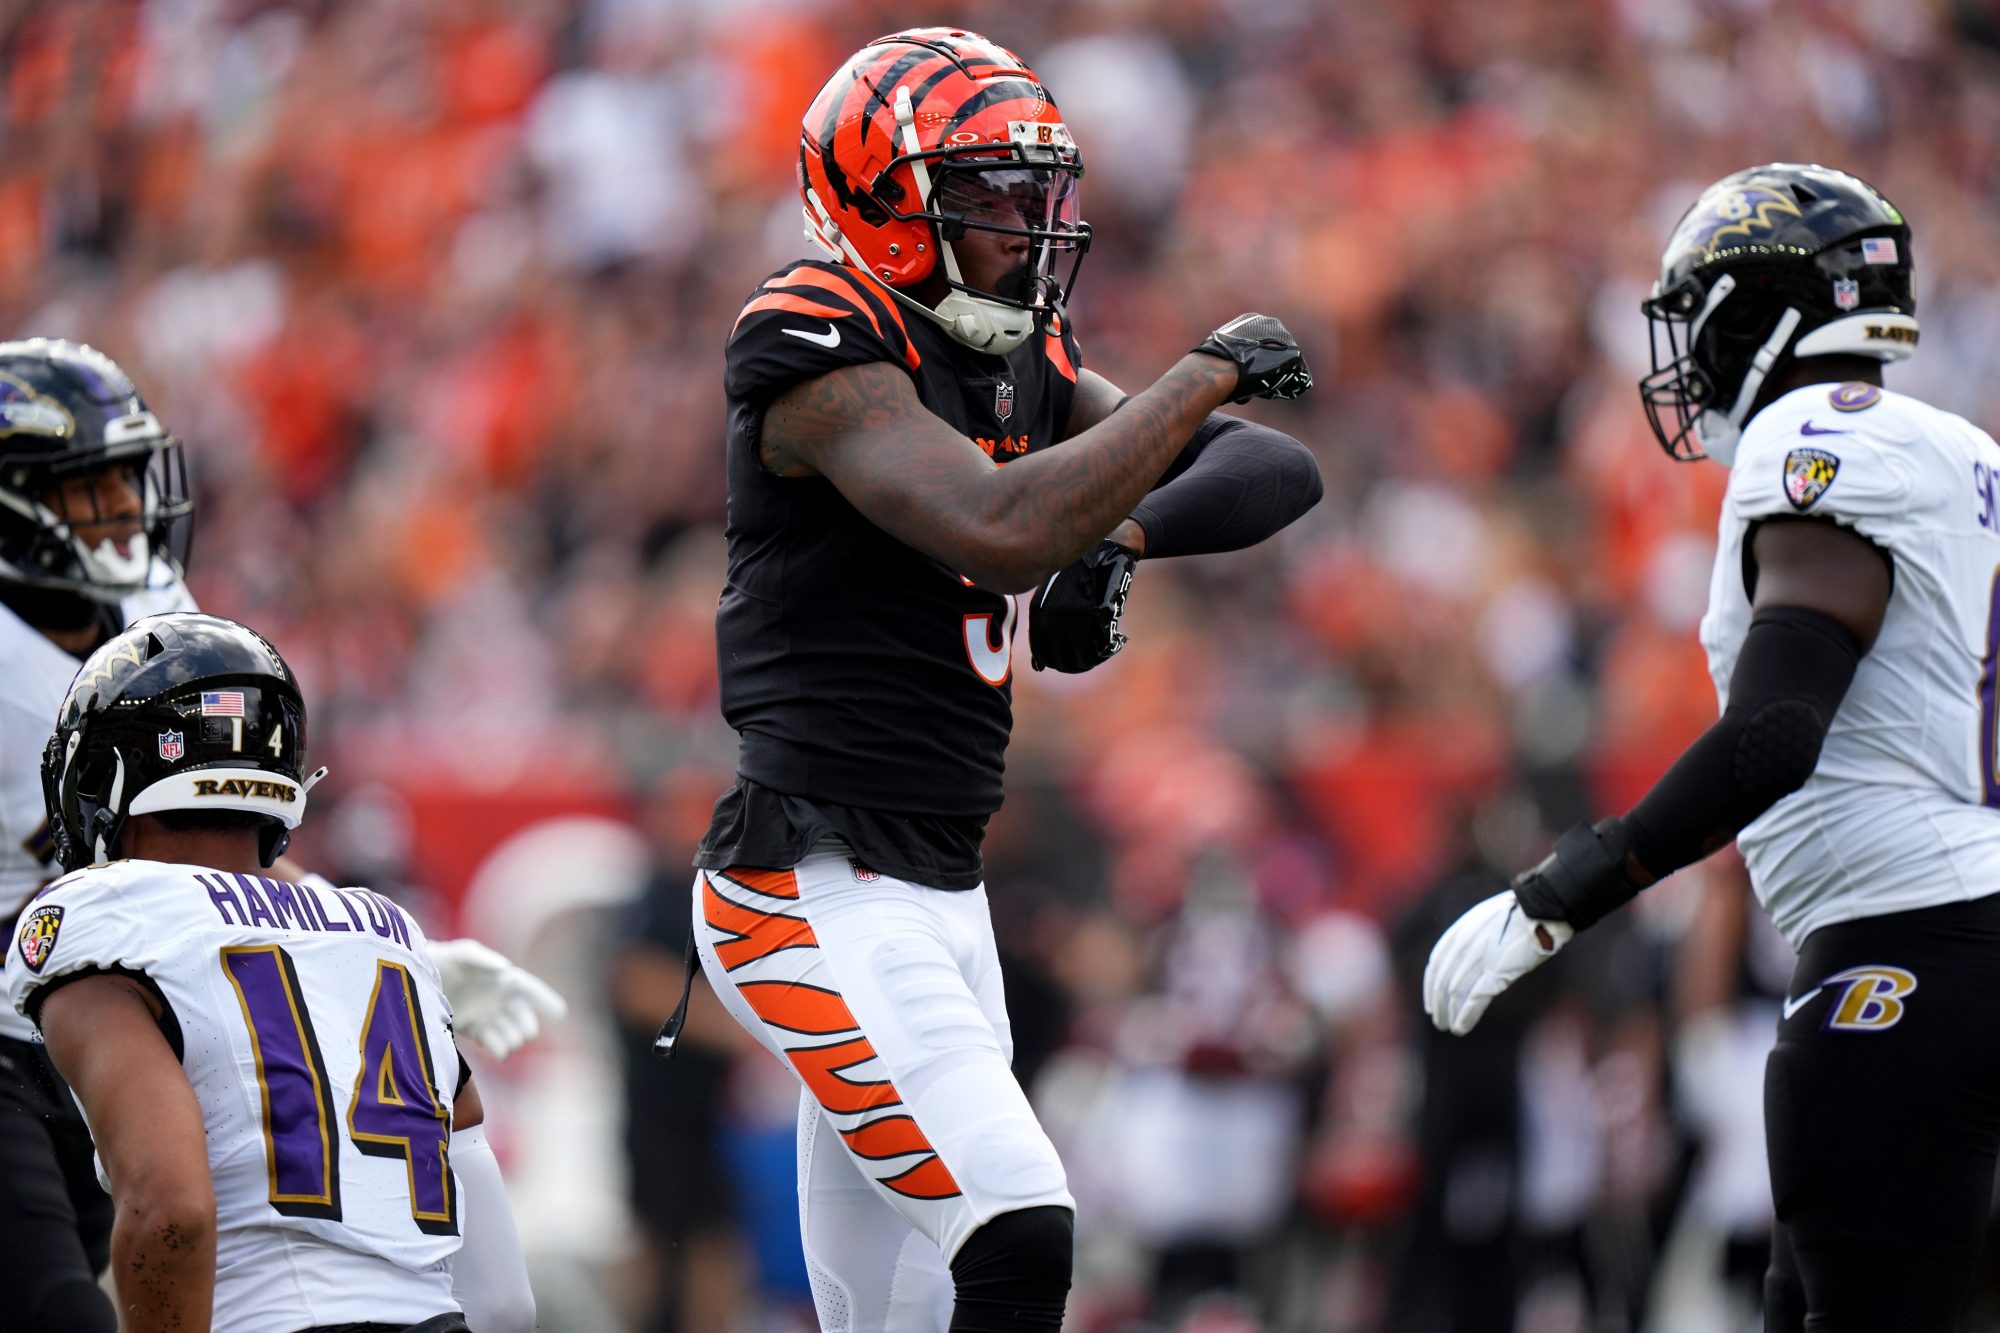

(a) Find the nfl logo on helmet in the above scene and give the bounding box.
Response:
[158,730,184,761]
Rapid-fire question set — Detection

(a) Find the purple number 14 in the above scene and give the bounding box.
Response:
[223,946,457,1234]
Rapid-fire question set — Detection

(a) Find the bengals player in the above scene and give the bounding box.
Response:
[679,27,1322,1333]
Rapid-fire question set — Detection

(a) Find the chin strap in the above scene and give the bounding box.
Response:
[93,748,126,864]
[1725,306,1805,426]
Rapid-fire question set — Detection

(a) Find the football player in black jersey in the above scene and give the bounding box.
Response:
[679,27,1323,1333]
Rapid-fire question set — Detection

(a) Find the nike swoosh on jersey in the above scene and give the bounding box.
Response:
[1800,421,1851,436]
[783,323,842,348]
[1782,986,1824,1020]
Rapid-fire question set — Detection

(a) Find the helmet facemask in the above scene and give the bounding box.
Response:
[0,419,191,602]
[916,154,1088,352]
[1641,271,1801,466]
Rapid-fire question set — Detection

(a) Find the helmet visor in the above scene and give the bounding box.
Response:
[933,166,1082,241]
[929,163,1088,315]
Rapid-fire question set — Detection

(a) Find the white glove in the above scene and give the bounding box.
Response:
[429,937,567,1059]
[1422,891,1573,1036]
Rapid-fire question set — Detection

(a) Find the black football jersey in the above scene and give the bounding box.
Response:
[709,258,1081,835]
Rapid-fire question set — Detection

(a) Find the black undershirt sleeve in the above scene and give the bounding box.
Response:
[1126,412,1322,558]
[1622,604,1864,879]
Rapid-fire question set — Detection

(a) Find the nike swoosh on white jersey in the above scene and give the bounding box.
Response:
[783,323,842,348]
[1782,986,1823,1020]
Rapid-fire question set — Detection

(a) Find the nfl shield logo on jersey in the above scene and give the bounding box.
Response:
[18,905,62,974]
[158,730,184,761]
[994,380,1015,423]
[1785,447,1841,511]
[1833,277,1860,310]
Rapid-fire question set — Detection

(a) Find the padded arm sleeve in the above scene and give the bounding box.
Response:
[449,1123,536,1333]
[1623,604,1863,878]
[1126,413,1322,558]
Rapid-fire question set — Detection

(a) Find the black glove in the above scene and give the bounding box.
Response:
[1030,540,1138,673]
[1192,314,1313,403]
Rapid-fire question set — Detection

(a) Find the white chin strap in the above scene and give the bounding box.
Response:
[799,89,1042,357]
[95,748,126,863]
[1695,302,1803,468]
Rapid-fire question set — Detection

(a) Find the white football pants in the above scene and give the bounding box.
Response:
[693,848,1073,1333]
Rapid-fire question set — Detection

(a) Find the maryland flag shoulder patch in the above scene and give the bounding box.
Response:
[17,904,62,974]
[1784,447,1841,512]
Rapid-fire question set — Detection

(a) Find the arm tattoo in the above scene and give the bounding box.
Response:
[1061,368,1128,440]
[761,356,1235,592]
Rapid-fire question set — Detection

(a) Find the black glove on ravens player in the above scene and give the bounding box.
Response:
[1030,539,1138,673]
[1193,314,1313,403]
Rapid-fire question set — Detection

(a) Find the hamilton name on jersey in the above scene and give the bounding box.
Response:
[197,871,417,946]
[714,259,1082,819]
[1702,380,2000,944]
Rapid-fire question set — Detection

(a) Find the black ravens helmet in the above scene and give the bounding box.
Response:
[1640,164,1916,464]
[0,338,192,601]
[43,613,326,872]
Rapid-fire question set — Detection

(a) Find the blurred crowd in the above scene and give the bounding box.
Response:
[11,0,2000,1329]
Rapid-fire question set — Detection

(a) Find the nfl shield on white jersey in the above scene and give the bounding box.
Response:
[1701,382,2000,945]
[4,859,464,1333]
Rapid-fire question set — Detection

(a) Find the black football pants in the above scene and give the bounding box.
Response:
[0,1034,115,1332]
[1764,894,2000,1331]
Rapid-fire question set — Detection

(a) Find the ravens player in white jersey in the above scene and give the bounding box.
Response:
[0,340,560,1330]
[8,612,535,1333]
[1424,164,2000,1327]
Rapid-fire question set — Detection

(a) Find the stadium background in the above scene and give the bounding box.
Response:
[6,0,2000,1329]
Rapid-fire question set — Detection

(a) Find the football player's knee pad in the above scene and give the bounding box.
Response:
[948,1205,1074,1333]
[30,1278,117,1333]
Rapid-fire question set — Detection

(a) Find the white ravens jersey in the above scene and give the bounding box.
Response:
[1701,381,2000,945]
[4,859,463,1333]
[0,562,195,1041]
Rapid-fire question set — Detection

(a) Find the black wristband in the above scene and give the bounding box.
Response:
[1511,816,1640,932]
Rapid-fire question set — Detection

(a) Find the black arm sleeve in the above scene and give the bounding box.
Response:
[1125,412,1323,558]
[1622,605,1863,879]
